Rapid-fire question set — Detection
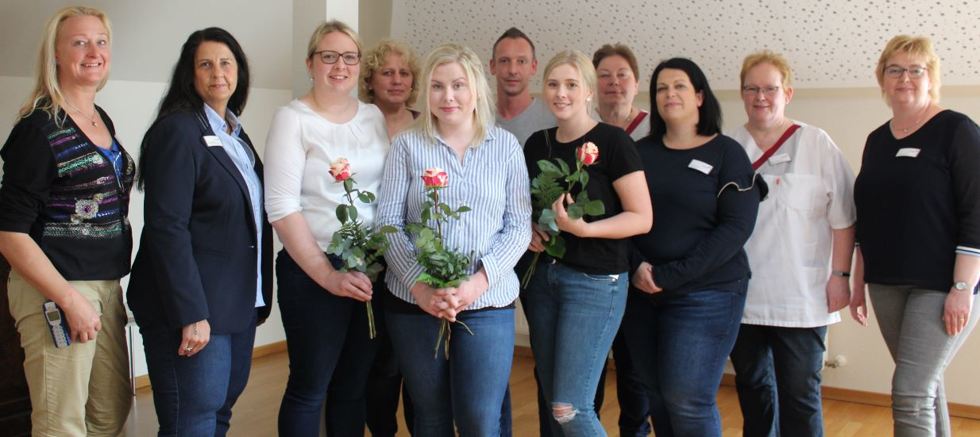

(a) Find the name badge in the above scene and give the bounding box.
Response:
[203,135,223,147]
[688,159,713,175]
[769,153,792,165]
[896,148,920,158]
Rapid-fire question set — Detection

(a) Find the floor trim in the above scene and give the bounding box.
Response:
[137,342,980,420]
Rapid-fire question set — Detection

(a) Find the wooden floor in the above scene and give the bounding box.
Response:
[123,351,980,436]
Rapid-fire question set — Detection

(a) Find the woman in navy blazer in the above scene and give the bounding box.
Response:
[127,27,273,436]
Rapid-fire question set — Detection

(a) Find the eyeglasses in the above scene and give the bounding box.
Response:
[884,65,927,78]
[313,50,360,65]
[741,85,780,97]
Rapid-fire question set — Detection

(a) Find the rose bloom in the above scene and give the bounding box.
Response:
[576,142,599,166]
[329,157,351,181]
[421,167,449,188]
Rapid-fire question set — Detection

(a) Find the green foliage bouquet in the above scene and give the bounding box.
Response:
[326,157,396,338]
[523,142,605,288]
[405,167,475,358]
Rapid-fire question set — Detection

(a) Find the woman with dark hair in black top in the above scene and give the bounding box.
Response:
[623,57,764,437]
[127,27,273,436]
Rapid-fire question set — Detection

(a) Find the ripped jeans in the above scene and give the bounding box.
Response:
[524,262,627,436]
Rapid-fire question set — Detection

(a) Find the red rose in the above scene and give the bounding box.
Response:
[576,142,599,166]
[329,157,351,181]
[421,167,449,188]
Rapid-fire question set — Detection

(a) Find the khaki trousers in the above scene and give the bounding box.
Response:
[7,270,131,437]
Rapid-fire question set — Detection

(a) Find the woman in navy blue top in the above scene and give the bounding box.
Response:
[623,58,763,437]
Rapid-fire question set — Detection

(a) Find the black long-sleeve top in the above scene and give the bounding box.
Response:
[632,134,763,293]
[854,110,980,292]
[0,108,133,279]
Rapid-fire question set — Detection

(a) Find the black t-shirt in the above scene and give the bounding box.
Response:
[854,110,980,292]
[632,134,762,293]
[523,122,643,274]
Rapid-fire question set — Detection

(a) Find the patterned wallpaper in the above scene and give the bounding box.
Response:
[390,0,979,90]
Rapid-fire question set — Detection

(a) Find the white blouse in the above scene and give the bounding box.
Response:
[730,122,856,327]
[264,100,389,251]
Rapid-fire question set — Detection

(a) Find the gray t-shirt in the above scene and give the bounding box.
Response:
[497,98,557,148]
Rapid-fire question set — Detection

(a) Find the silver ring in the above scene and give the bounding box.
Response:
[185,347,193,351]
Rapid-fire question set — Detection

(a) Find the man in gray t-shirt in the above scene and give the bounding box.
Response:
[490,27,557,147]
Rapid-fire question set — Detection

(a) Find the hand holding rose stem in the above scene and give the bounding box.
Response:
[523,142,605,288]
[407,168,476,358]
[326,158,396,339]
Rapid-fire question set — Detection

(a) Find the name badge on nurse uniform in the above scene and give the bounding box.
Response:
[769,153,792,165]
[896,147,920,158]
[203,135,223,147]
[688,159,713,175]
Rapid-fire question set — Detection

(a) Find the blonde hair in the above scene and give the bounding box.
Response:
[417,44,495,148]
[876,35,941,103]
[740,50,793,88]
[306,20,361,61]
[542,50,597,99]
[19,6,112,121]
[360,39,420,105]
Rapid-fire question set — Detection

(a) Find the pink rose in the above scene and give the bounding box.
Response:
[329,158,351,181]
[421,167,449,188]
[576,142,599,166]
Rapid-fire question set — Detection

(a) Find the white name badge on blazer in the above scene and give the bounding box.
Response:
[769,153,792,165]
[896,147,921,158]
[688,159,713,175]
[203,135,223,147]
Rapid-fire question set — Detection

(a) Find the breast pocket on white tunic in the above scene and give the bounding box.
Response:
[768,173,828,219]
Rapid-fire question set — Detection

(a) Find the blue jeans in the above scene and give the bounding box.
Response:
[729,324,827,437]
[524,262,627,437]
[622,280,748,437]
[276,250,379,437]
[140,316,256,437]
[386,305,515,436]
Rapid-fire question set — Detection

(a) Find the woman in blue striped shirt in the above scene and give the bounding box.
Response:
[376,43,532,435]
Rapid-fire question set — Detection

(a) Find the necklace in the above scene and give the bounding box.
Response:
[891,108,930,135]
[892,117,924,134]
[64,100,99,127]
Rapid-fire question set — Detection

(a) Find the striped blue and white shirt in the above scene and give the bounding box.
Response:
[377,125,532,310]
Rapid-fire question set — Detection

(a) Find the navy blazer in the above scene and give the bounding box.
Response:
[128,109,273,334]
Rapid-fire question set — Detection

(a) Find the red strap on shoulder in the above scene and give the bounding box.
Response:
[625,111,648,135]
[752,124,801,170]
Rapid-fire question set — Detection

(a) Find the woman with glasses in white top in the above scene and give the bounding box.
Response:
[264,20,389,436]
[727,50,856,437]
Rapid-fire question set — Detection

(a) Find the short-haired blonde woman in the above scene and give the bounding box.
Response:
[852,35,980,436]
[728,50,856,437]
[376,43,531,435]
[264,20,389,435]
[522,50,652,436]
[360,39,420,139]
[0,6,133,436]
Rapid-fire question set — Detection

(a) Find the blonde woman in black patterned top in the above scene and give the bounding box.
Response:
[0,7,133,436]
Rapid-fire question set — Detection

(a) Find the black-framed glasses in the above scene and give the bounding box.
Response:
[741,85,780,97]
[313,50,360,65]
[884,65,927,78]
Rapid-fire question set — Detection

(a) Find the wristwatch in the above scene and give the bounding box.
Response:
[831,270,850,278]
[952,281,970,292]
